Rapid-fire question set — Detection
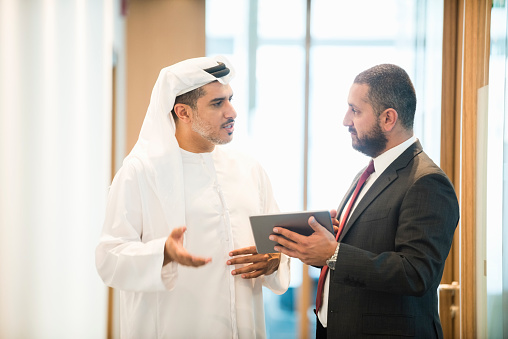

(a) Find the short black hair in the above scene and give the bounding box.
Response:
[354,64,417,130]
[171,86,206,122]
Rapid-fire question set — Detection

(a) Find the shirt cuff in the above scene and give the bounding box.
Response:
[262,253,291,294]
[159,239,178,290]
[161,260,179,290]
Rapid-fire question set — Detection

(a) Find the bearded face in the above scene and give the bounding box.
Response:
[188,82,237,147]
[345,83,388,158]
[349,116,388,158]
[191,109,235,145]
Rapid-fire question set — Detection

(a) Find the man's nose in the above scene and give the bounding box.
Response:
[343,111,352,127]
[225,101,237,120]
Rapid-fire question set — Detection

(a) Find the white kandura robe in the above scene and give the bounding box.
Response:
[96,146,290,339]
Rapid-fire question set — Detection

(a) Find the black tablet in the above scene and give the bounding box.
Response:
[249,210,334,254]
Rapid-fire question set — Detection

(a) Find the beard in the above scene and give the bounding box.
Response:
[350,119,388,158]
[191,111,233,145]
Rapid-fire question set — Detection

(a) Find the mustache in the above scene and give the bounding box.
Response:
[221,119,235,127]
[348,127,357,134]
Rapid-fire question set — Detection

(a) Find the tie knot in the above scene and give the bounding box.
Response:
[365,160,375,175]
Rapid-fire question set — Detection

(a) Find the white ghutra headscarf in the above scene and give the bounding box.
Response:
[125,55,236,231]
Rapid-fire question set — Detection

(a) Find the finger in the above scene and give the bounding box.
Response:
[274,245,321,265]
[231,268,264,279]
[228,255,259,265]
[268,234,307,250]
[231,262,265,275]
[174,248,211,267]
[229,246,257,257]
[228,253,268,265]
[183,255,211,267]
[310,217,337,242]
[190,256,212,267]
[239,270,264,279]
[232,263,267,279]
[273,245,300,259]
[330,209,338,219]
[272,227,304,244]
[173,251,194,266]
[308,216,326,232]
[269,234,298,251]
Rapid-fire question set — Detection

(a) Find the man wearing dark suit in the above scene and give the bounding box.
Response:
[270,64,459,338]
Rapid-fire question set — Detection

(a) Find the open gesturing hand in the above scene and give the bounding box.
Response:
[164,227,212,267]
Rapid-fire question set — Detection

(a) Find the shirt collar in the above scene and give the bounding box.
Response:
[372,135,417,177]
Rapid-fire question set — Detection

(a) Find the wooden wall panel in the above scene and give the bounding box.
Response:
[126,0,206,154]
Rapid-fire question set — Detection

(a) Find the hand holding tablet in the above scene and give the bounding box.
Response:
[249,210,334,254]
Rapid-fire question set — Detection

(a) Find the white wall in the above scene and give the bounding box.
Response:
[0,0,113,337]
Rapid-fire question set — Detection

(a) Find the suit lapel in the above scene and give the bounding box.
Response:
[338,141,423,242]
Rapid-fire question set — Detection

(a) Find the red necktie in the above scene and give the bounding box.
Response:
[315,160,375,312]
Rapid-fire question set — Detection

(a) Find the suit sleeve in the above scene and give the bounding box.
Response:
[331,173,459,296]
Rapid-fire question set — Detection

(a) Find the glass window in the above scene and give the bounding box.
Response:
[206,1,443,337]
[486,2,507,337]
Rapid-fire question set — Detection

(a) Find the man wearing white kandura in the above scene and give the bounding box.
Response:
[95,55,290,339]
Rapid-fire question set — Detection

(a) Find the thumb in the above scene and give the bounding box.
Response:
[308,216,325,233]
[170,226,187,239]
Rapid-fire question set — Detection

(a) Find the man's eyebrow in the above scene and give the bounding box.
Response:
[209,94,233,103]
[209,96,226,103]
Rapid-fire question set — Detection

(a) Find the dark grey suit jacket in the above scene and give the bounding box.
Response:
[324,141,459,338]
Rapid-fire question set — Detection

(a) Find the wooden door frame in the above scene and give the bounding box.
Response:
[440,0,492,337]
[439,1,462,337]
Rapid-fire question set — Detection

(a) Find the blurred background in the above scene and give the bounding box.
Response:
[1,0,507,338]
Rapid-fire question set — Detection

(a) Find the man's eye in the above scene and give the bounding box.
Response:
[351,107,357,113]
[213,101,222,107]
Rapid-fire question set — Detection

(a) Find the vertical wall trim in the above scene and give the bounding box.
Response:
[461,0,491,337]
[247,0,258,132]
[299,1,312,338]
[439,0,462,337]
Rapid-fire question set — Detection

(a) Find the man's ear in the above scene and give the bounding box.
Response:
[380,108,398,132]
[173,103,192,123]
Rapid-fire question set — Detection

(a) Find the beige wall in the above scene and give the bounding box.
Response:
[126,0,206,154]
